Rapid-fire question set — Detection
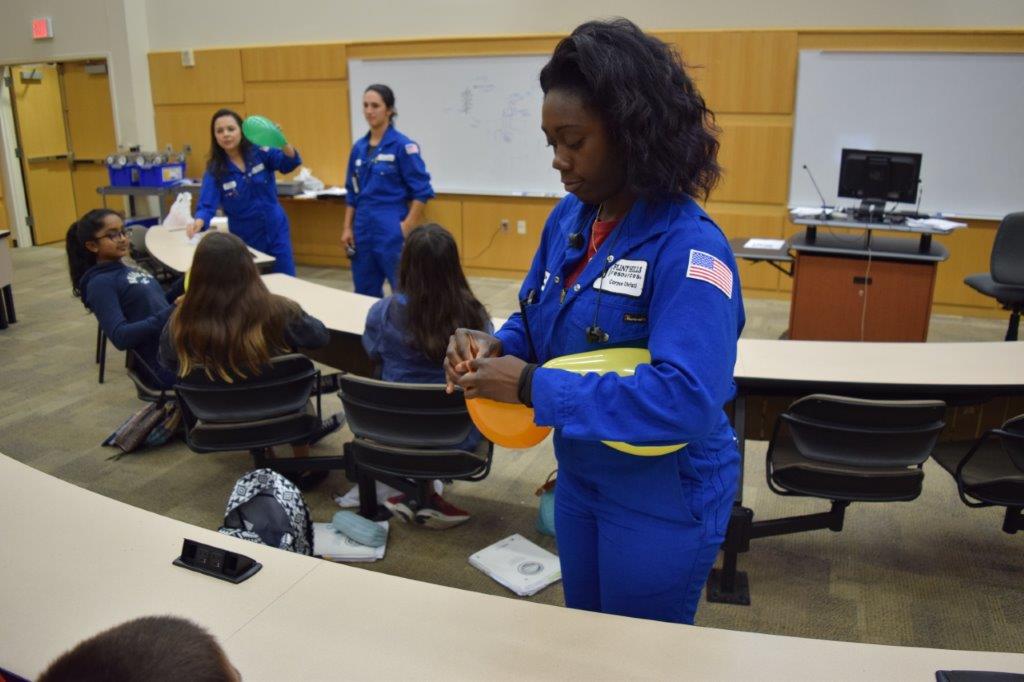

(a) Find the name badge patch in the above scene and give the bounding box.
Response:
[376,153,396,162]
[250,163,265,174]
[355,159,362,167]
[593,259,647,297]
[541,271,550,291]
[222,181,237,191]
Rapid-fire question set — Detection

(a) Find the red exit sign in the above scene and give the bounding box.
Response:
[32,17,53,40]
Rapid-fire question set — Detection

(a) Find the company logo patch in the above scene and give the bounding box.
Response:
[592,259,647,298]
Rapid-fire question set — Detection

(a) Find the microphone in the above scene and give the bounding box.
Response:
[586,325,608,344]
[802,164,831,213]
[567,232,584,249]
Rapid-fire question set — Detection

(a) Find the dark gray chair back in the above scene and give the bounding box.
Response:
[783,394,946,468]
[1001,414,1024,473]
[338,374,474,448]
[992,212,1024,285]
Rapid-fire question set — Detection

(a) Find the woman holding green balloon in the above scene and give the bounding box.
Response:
[446,19,744,626]
[188,109,301,275]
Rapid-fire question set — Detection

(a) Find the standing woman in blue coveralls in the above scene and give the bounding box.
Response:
[446,19,745,625]
[342,84,435,297]
[187,108,302,275]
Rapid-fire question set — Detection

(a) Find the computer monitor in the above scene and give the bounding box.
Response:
[837,149,922,211]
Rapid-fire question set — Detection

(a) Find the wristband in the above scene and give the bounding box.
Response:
[517,363,538,407]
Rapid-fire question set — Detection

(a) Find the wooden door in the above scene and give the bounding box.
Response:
[11,64,76,244]
[63,61,120,214]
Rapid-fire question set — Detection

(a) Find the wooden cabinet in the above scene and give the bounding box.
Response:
[789,252,937,341]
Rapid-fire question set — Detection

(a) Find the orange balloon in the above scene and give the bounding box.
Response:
[466,397,551,449]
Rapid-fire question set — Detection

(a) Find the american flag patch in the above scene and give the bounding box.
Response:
[405,142,420,155]
[686,249,733,298]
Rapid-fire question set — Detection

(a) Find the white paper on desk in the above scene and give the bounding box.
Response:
[790,207,828,217]
[187,232,204,245]
[743,238,786,250]
[313,522,387,562]
[469,534,561,597]
[906,218,966,232]
[316,186,346,196]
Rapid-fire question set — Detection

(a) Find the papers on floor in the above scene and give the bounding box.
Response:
[469,534,561,597]
[906,217,967,233]
[313,521,388,562]
[743,238,787,250]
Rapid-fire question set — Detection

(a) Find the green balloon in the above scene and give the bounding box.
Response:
[242,115,287,149]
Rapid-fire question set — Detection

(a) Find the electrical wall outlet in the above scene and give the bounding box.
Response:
[516,219,527,235]
[500,219,510,232]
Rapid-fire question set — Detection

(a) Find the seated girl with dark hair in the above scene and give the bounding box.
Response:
[360,223,492,528]
[66,208,182,389]
[159,231,341,485]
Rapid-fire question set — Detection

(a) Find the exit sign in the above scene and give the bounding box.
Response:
[32,17,53,40]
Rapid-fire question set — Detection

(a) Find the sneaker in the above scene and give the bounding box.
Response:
[308,412,345,446]
[414,493,470,529]
[334,481,405,509]
[383,494,414,523]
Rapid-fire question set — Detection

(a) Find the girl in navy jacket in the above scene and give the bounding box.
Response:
[66,209,182,389]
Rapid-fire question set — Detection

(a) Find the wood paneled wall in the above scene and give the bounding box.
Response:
[149,29,1020,319]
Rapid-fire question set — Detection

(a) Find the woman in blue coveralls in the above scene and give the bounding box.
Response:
[445,19,745,625]
[342,84,435,297]
[187,108,301,275]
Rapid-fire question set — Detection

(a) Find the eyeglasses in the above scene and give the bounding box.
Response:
[96,230,129,242]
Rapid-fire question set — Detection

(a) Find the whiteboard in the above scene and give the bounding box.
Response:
[788,51,1024,220]
[348,56,563,196]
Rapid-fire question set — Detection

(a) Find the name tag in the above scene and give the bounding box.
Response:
[250,163,265,174]
[376,153,396,163]
[593,259,647,297]
[541,271,550,291]
[355,159,362,167]
[222,181,237,191]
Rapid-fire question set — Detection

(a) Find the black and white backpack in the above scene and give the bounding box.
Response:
[219,469,313,555]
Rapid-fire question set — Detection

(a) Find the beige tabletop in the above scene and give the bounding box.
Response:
[144,224,275,274]
[735,339,1024,388]
[2,454,1021,682]
[262,272,508,336]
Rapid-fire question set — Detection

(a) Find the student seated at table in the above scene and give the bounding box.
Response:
[159,232,341,486]
[360,223,492,528]
[37,615,239,682]
[66,209,183,389]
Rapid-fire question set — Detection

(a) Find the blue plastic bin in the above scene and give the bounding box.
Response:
[138,162,185,187]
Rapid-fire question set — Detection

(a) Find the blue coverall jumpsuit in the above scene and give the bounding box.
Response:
[344,126,434,297]
[195,146,302,276]
[495,194,745,624]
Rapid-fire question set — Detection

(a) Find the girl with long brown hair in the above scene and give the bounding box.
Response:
[159,232,341,479]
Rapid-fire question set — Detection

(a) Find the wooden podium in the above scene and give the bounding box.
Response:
[786,218,954,342]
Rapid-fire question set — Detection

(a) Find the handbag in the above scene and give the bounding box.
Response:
[104,401,181,456]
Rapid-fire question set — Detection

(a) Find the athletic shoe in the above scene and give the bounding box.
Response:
[414,493,470,529]
[384,494,414,523]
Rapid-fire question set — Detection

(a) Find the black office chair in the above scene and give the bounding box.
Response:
[125,349,170,403]
[337,373,493,521]
[759,394,946,536]
[175,353,345,477]
[932,414,1024,534]
[964,212,1024,341]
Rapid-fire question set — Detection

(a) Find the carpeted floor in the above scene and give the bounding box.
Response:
[1,244,1020,654]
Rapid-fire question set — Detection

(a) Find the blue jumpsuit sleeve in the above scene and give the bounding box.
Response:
[344,146,358,207]
[361,297,388,363]
[494,204,561,362]
[396,140,434,203]
[87,278,174,352]
[194,171,220,227]
[263,146,302,174]
[530,220,741,444]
